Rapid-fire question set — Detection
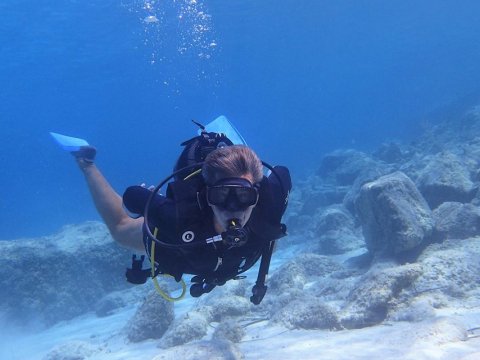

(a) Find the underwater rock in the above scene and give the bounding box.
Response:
[299,183,348,214]
[315,205,364,254]
[340,263,423,329]
[355,171,434,256]
[285,213,314,236]
[343,166,394,215]
[413,238,480,296]
[316,204,355,234]
[212,318,246,343]
[271,296,340,330]
[258,288,305,317]
[159,310,209,348]
[388,296,436,322]
[206,295,252,322]
[95,292,128,317]
[432,202,480,240]
[126,290,174,343]
[268,253,342,293]
[153,340,244,360]
[94,285,149,317]
[372,142,404,163]
[261,253,343,316]
[417,152,476,209]
[317,149,382,186]
[306,270,361,307]
[0,221,131,326]
[42,340,103,360]
[191,280,252,323]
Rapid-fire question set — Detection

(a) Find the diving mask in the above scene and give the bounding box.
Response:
[207,177,259,211]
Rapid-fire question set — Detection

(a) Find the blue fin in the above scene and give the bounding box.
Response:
[202,115,247,145]
[50,132,90,152]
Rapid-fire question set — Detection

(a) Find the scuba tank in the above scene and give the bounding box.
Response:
[173,120,234,181]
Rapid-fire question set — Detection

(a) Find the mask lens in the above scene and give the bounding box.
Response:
[207,186,230,206]
[234,187,257,206]
[208,186,258,208]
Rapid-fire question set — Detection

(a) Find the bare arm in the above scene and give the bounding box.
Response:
[78,159,145,252]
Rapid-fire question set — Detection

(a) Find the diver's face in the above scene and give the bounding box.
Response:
[211,204,255,232]
[208,174,258,233]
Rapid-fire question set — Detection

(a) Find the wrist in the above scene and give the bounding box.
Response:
[77,158,95,172]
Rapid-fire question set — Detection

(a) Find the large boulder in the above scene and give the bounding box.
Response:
[205,295,252,322]
[0,222,132,326]
[416,152,476,209]
[260,253,342,315]
[343,166,394,215]
[432,202,480,240]
[355,171,434,256]
[372,142,405,164]
[159,310,209,348]
[317,149,385,186]
[413,238,480,296]
[268,253,342,293]
[212,319,245,343]
[315,205,364,254]
[340,263,423,329]
[299,184,348,215]
[95,286,148,317]
[125,290,174,343]
[271,296,340,330]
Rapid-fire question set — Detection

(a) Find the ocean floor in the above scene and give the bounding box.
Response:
[1,242,480,360]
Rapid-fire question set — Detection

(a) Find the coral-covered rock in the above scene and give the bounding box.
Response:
[268,253,342,293]
[126,290,174,343]
[414,238,480,295]
[340,263,423,329]
[207,296,252,322]
[315,205,364,254]
[317,149,384,186]
[159,310,209,348]
[213,318,246,343]
[355,171,433,256]
[271,296,340,330]
[432,202,480,240]
[0,221,132,326]
[417,152,476,208]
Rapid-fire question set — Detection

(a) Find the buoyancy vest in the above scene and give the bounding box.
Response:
[124,171,287,278]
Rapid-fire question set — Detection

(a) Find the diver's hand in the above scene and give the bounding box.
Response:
[72,145,97,170]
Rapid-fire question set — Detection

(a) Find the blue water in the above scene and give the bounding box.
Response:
[2,0,480,240]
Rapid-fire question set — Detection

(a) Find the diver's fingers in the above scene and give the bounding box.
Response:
[140,183,155,191]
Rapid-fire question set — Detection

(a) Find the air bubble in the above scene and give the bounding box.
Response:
[144,15,159,23]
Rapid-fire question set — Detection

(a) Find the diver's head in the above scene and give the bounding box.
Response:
[207,176,259,232]
[202,145,262,233]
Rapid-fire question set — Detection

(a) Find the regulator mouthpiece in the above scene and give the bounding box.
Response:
[222,219,248,247]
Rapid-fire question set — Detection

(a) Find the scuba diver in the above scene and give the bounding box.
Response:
[58,118,291,304]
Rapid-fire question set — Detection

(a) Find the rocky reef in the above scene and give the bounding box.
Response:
[3,106,480,359]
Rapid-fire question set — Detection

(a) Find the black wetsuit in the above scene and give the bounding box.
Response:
[122,166,291,288]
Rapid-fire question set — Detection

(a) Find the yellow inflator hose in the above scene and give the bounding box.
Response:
[151,228,187,302]
[149,169,202,301]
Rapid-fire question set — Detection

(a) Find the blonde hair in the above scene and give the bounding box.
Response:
[202,145,263,185]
